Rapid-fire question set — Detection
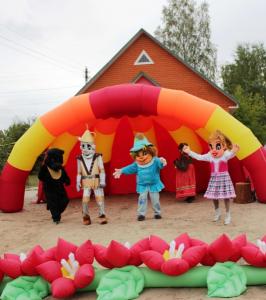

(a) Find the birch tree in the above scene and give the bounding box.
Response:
[155,0,217,81]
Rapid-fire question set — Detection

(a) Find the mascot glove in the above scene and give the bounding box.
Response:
[76,183,81,192]
[182,145,190,154]
[100,181,106,188]
[113,169,122,179]
[159,157,167,166]
[100,173,106,188]
[76,175,81,192]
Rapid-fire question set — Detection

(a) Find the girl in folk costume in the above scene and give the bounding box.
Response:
[76,130,107,225]
[113,133,167,221]
[174,143,196,203]
[183,130,240,225]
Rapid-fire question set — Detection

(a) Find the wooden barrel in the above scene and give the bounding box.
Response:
[234,182,254,204]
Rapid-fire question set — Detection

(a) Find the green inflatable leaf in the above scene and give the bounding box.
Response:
[0,276,50,300]
[0,277,13,295]
[207,262,247,298]
[96,266,144,300]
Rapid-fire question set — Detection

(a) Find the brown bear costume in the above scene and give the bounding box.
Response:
[38,148,70,224]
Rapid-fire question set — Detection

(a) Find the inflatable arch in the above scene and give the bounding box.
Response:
[0,84,265,212]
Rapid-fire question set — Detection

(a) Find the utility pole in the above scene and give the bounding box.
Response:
[85,66,89,83]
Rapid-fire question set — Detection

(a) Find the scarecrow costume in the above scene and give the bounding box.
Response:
[113,133,167,221]
[76,130,107,225]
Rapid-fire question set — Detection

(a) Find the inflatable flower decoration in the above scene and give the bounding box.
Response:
[1,234,266,300]
[94,238,150,268]
[36,238,94,298]
[0,245,51,279]
[201,234,247,266]
[140,233,206,276]
[242,235,266,267]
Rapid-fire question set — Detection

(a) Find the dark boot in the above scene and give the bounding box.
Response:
[99,214,108,225]
[83,215,91,225]
[154,214,162,219]
[185,196,195,203]
[137,215,145,221]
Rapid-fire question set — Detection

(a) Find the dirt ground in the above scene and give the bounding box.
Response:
[1,188,266,299]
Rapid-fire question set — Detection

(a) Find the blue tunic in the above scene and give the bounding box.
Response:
[121,157,165,193]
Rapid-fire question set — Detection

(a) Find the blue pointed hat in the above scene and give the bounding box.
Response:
[130,133,153,152]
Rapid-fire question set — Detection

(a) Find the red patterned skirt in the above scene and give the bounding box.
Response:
[175,164,196,199]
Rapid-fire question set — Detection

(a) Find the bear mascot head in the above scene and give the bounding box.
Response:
[44,148,64,171]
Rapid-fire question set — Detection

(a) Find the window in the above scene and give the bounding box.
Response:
[134,50,154,65]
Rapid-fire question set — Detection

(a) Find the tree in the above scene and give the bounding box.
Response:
[0,120,38,172]
[221,43,266,103]
[221,43,266,144]
[155,0,217,81]
[233,86,266,144]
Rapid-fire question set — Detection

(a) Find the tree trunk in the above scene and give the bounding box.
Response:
[234,182,254,204]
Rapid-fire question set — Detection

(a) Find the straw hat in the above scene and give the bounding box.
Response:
[78,130,95,143]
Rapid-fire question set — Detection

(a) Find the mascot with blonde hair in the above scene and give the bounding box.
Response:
[183,130,240,225]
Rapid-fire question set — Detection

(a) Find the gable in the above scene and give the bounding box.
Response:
[77,30,237,112]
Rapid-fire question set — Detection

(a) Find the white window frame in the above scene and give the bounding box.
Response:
[134,50,154,65]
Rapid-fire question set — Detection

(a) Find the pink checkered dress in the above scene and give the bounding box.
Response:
[189,150,236,200]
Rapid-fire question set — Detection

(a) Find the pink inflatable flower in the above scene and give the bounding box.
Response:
[94,238,150,268]
[0,245,50,279]
[140,233,206,276]
[201,234,247,266]
[36,238,94,298]
[242,235,266,267]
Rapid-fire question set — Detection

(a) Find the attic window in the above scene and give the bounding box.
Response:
[134,50,154,65]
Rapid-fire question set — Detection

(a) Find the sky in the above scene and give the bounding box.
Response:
[0,0,265,130]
